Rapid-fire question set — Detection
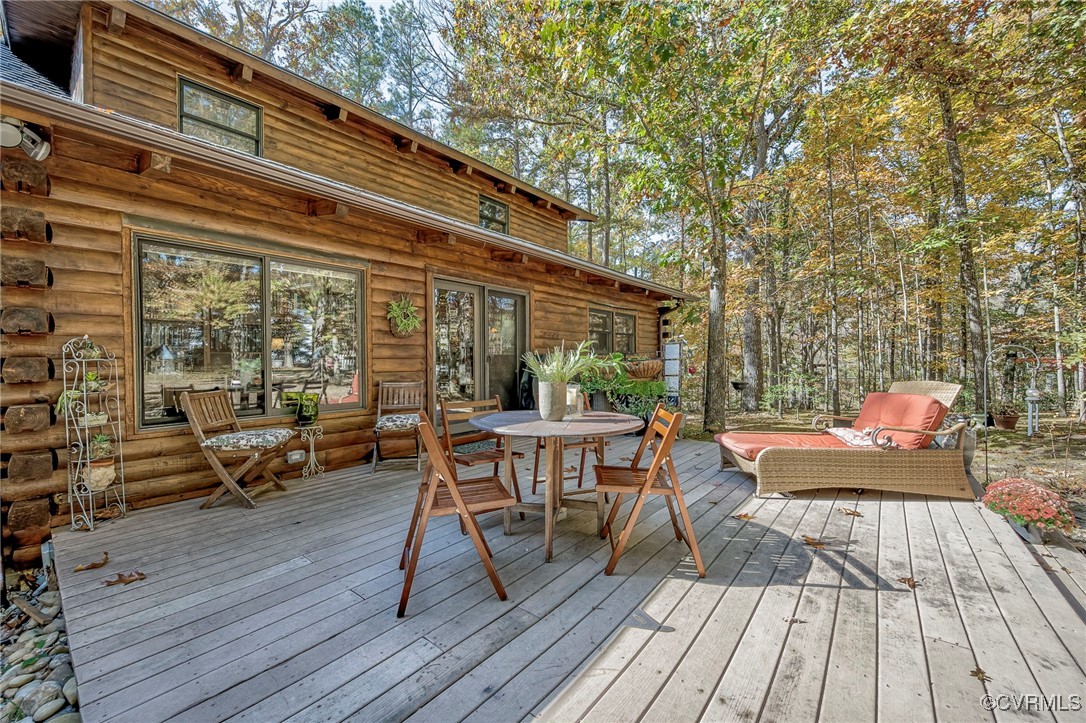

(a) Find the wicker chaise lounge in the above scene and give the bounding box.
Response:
[715,381,973,499]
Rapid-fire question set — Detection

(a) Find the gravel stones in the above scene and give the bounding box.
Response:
[1,581,80,723]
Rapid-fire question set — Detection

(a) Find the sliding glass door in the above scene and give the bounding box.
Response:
[434,280,526,410]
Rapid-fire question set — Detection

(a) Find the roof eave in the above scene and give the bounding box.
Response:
[97,0,597,222]
[1,82,694,302]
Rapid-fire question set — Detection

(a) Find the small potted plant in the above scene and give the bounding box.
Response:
[991,402,1021,431]
[387,295,422,338]
[80,410,109,427]
[982,477,1075,543]
[76,334,102,359]
[83,369,106,392]
[523,341,612,421]
[55,389,83,416]
[89,433,114,460]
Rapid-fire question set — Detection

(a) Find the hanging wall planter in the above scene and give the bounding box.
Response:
[387,295,422,338]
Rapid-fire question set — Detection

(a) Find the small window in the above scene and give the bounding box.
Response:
[589,309,636,355]
[479,196,509,233]
[178,78,262,155]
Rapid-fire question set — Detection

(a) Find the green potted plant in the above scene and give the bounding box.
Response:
[89,433,114,460]
[54,389,83,416]
[77,334,102,359]
[991,402,1020,431]
[387,295,422,338]
[522,341,610,421]
[82,370,104,392]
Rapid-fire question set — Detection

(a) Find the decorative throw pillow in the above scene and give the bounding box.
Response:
[826,426,898,449]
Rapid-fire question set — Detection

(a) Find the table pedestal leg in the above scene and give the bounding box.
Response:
[544,437,564,562]
[503,435,513,535]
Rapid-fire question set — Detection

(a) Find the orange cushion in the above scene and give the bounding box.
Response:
[714,432,848,461]
[852,392,948,449]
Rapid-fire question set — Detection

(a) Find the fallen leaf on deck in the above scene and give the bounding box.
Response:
[1063,567,1073,574]
[897,576,921,589]
[1038,561,1054,572]
[802,535,826,549]
[74,552,109,572]
[969,666,991,682]
[732,513,756,521]
[840,508,863,517]
[783,617,807,625]
[103,570,146,586]
[564,466,576,473]
[620,456,633,462]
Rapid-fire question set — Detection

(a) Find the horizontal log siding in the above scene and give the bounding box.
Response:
[85,10,571,253]
[0,124,658,534]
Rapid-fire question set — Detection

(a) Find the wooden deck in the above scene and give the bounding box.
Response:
[51,437,1086,722]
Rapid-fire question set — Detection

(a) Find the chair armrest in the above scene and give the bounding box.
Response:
[812,414,856,431]
[870,422,968,449]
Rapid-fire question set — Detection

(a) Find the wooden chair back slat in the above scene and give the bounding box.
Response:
[377,381,426,415]
[439,396,506,456]
[180,390,241,442]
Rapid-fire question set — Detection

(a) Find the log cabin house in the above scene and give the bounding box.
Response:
[0,0,691,573]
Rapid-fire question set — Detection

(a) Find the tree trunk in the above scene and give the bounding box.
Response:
[938,87,985,409]
[822,79,840,415]
[703,226,729,430]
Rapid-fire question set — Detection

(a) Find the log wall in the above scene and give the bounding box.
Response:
[83,7,573,254]
[0,121,660,571]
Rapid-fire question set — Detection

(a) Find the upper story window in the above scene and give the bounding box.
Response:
[479,195,509,233]
[178,78,262,156]
[589,309,636,355]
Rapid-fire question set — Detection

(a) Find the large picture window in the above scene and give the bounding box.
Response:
[178,78,262,155]
[137,237,364,427]
[589,308,636,355]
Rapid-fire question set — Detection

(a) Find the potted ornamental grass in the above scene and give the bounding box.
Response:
[982,477,1075,543]
[991,402,1021,431]
[522,341,611,421]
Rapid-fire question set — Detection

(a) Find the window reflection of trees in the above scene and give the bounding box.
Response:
[139,240,362,425]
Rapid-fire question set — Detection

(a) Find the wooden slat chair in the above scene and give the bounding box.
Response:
[439,397,525,508]
[180,390,295,510]
[372,381,426,473]
[531,391,610,494]
[594,403,705,577]
[398,412,516,617]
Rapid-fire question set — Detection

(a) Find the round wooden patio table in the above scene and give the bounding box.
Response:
[470,410,644,562]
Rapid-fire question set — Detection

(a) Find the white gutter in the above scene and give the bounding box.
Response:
[0,82,695,301]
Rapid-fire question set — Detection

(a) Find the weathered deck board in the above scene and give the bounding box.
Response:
[50,438,1086,723]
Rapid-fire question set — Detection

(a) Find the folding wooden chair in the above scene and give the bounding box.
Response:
[594,403,705,577]
[372,381,425,473]
[439,397,525,509]
[180,390,295,509]
[399,412,517,617]
[531,391,610,494]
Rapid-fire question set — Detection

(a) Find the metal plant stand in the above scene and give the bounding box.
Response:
[296,424,325,479]
[981,344,1040,485]
[62,337,126,530]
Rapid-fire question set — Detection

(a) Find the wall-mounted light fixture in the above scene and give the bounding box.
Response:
[0,116,50,160]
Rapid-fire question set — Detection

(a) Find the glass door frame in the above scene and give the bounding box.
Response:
[430,273,530,418]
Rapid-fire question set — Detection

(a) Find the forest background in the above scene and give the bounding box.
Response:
[149,0,1086,430]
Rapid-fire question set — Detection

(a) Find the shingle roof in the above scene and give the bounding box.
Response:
[0,43,68,99]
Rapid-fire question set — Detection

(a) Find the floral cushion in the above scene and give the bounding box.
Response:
[375,413,420,432]
[203,428,295,452]
[826,426,899,449]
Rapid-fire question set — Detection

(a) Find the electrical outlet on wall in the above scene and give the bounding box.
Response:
[286,450,306,464]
